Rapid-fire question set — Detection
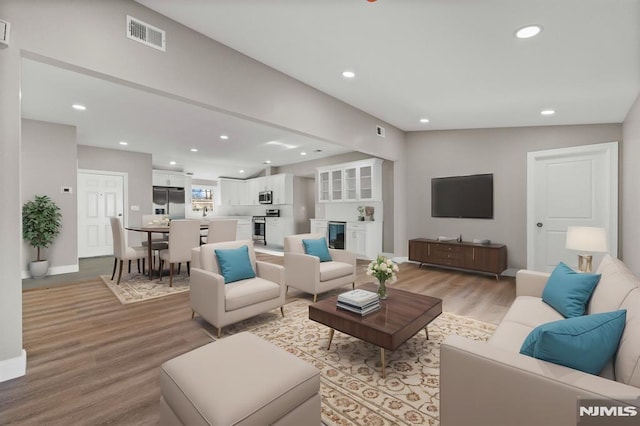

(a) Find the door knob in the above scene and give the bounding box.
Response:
[536,222,543,228]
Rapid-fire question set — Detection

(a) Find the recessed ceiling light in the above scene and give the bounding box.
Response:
[220,135,229,140]
[342,70,356,78]
[515,25,542,39]
[540,109,556,116]
[170,161,176,165]
[419,118,430,123]
[72,104,86,111]
[239,169,245,173]
[119,141,128,146]
[300,152,307,156]
[264,160,272,164]
[190,148,198,152]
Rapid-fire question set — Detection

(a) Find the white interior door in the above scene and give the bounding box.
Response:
[527,142,618,272]
[78,171,125,258]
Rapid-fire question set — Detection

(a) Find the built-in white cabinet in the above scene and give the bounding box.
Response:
[317,159,382,203]
[310,219,328,236]
[346,221,383,259]
[153,170,187,187]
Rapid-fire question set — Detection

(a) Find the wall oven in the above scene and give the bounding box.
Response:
[328,221,346,250]
[252,216,266,245]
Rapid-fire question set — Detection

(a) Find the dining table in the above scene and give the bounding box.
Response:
[126,224,208,280]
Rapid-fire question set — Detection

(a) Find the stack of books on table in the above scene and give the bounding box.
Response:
[337,289,380,316]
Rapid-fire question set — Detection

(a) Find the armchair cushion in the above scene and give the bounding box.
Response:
[541,262,600,317]
[520,310,627,375]
[319,261,354,282]
[302,237,332,262]
[225,277,281,311]
[214,245,256,284]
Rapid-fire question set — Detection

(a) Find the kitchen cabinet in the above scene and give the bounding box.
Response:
[271,174,293,204]
[265,217,293,246]
[346,221,382,259]
[236,221,251,240]
[153,170,186,187]
[310,219,328,236]
[218,179,243,206]
[317,158,382,203]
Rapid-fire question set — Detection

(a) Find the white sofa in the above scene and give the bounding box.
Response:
[441,255,640,426]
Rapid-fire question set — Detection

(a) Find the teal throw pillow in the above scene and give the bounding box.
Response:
[541,262,601,317]
[520,310,626,375]
[214,245,256,284]
[302,237,332,262]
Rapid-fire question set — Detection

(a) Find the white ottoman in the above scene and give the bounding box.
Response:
[160,332,321,425]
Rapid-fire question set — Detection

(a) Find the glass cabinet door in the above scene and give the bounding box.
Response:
[344,167,357,200]
[359,165,373,200]
[331,169,343,201]
[319,171,330,201]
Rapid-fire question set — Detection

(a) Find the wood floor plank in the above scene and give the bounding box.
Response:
[1,253,515,424]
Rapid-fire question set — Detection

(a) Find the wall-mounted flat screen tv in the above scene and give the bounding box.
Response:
[431,173,493,219]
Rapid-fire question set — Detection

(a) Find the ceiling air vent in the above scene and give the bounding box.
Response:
[126,15,165,52]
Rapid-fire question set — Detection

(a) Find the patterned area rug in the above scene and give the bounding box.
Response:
[99,272,189,304]
[221,299,496,425]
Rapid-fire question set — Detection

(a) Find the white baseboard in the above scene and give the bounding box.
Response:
[21,263,80,279]
[0,349,26,382]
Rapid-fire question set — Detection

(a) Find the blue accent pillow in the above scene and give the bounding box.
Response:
[302,237,332,262]
[520,310,626,375]
[214,245,256,284]
[541,262,601,317]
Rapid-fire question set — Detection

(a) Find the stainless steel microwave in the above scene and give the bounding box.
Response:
[258,191,272,204]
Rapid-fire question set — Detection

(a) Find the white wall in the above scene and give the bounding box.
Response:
[622,92,640,274]
[406,124,623,269]
[21,119,78,276]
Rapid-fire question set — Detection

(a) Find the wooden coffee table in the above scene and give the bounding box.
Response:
[308,282,442,378]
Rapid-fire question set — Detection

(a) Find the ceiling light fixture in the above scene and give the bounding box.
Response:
[239,169,245,173]
[220,135,229,140]
[300,152,307,156]
[72,104,86,111]
[342,70,356,78]
[540,109,556,116]
[264,160,272,164]
[170,161,176,165]
[119,141,128,146]
[420,118,430,123]
[190,148,198,152]
[515,25,542,39]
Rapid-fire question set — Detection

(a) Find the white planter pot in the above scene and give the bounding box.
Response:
[29,260,49,279]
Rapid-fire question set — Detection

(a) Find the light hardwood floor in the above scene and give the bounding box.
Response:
[2,253,515,425]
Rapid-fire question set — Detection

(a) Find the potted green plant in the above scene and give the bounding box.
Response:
[22,195,62,278]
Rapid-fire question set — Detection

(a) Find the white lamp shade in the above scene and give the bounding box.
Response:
[566,226,608,252]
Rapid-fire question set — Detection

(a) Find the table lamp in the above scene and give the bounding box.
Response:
[565,226,608,272]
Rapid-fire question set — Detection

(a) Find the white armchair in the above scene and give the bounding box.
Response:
[284,233,356,302]
[190,240,286,337]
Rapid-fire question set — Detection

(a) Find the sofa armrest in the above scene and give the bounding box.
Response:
[190,268,226,325]
[516,269,550,297]
[329,249,356,268]
[441,335,640,426]
[284,252,320,293]
[256,261,285,286]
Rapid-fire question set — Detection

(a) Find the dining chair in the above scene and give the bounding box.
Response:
[141,214,169,269]
[159,219,202,287]
[205,219,238,244]
[109,217,147,285]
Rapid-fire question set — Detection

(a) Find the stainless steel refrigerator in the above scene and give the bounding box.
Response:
[152,186,186,219]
